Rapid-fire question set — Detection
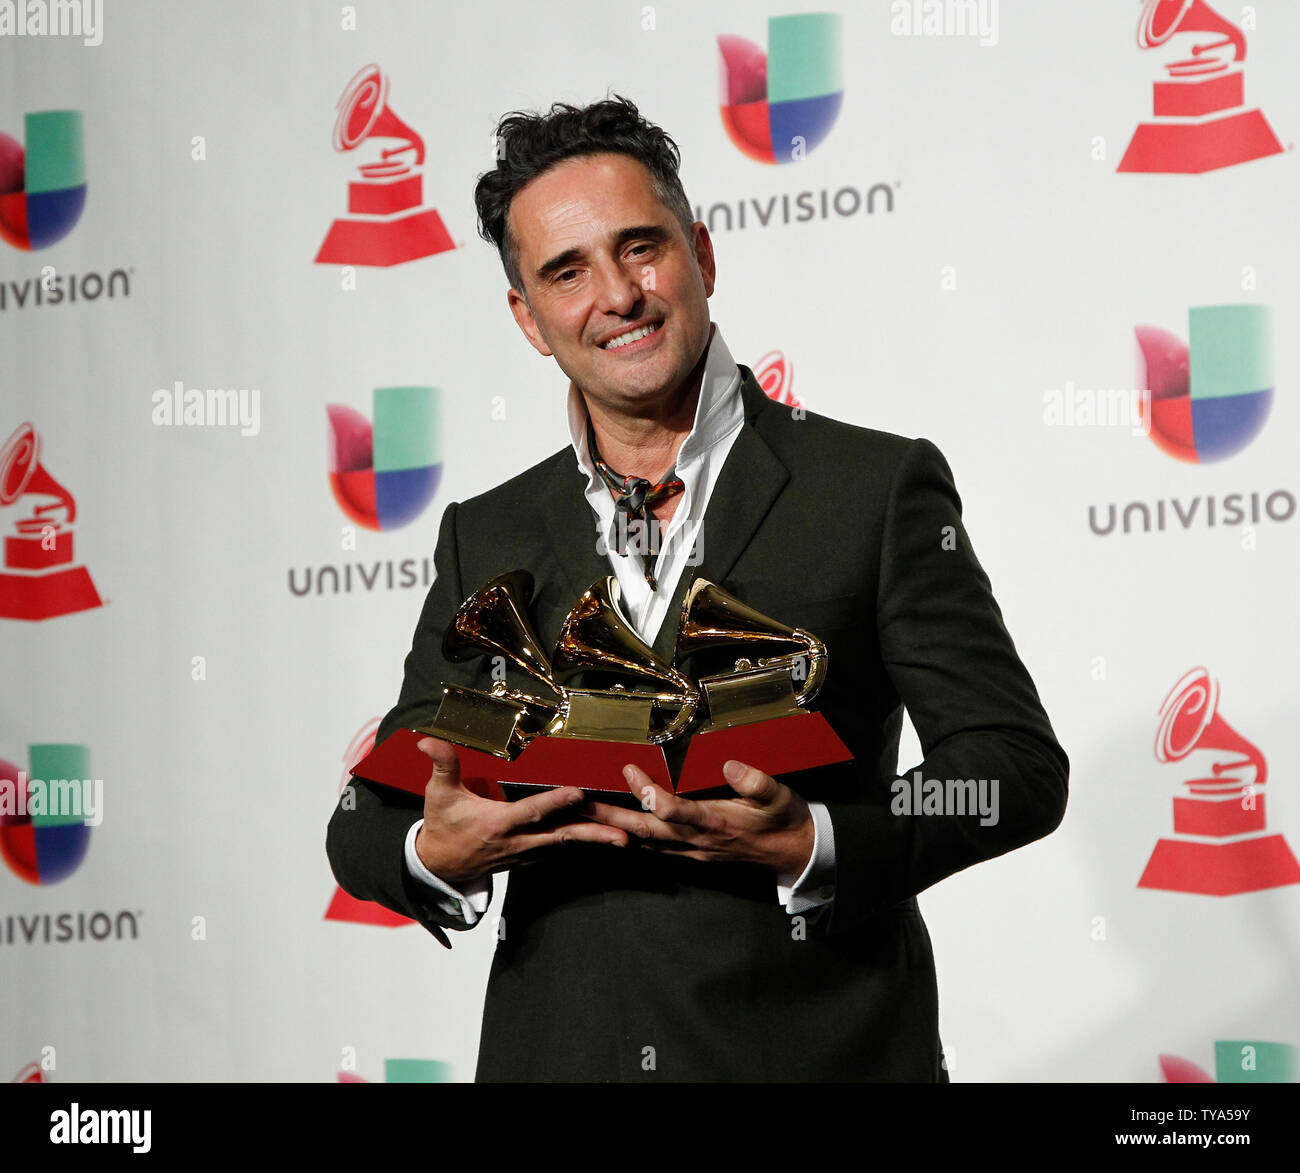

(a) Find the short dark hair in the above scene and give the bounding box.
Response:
[474,94,695,293]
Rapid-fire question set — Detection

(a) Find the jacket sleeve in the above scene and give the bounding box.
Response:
[325,500,490,948]
[822,437,1068,937]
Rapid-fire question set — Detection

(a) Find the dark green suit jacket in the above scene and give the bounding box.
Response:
[326,366,1068,1081]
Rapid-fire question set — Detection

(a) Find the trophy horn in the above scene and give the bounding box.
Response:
[443,569,561,707]
[422,570,560,758]
[675,578,828,711]
[551,577,699,744]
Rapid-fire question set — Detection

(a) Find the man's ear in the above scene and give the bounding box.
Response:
[691,221,717,299]
[507,286,553,357]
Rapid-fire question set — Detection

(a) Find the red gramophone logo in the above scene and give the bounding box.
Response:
[315,65,455,267]
[752,350,802,409]
[325,718,414,927]
[0,422,102,622]
[1118,0,1284,173]
[1139,668,1300,896]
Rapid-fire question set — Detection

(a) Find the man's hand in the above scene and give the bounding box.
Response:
[413,736,629,885]
[581,759,814,877]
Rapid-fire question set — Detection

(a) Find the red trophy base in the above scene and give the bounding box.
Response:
[1118,108,1283,174]
[350,727,672,803]
[0,566,102,620]
[677,712,852,795]
[352,713,851,804]
[315,207,455,267]
[1138,834,1300,896]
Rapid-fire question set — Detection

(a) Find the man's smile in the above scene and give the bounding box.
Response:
[598,319,663,351]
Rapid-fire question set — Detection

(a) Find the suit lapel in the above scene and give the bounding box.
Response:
[538,452,613,602]
[651,367,789,659]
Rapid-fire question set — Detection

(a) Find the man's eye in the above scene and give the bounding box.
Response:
[557,269,579,282]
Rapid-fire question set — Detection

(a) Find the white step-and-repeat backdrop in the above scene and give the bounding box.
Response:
[2,0,1297,1083]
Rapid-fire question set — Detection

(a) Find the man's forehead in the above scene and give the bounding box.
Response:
[509,154,668,254]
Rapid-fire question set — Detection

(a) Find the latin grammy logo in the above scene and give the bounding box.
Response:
[752,350,801,409]
[1138,667,1300,896]
[1118,0,1283,173]
[314,64,455,267]
[0,422,102,622]
[325,717,412,927]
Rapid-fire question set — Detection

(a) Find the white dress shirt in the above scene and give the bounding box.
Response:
[403,325,836,923]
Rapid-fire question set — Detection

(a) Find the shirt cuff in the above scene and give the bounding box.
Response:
[776,801,836,914]
[403,819,491,924]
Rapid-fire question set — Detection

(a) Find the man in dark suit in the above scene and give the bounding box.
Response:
[326,97,1068,1081]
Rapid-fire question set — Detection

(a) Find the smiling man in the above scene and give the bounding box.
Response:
[326,96,1068,1082]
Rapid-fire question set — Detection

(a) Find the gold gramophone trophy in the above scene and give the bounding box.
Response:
[427,569,563,758]
[671,578,852,794]
[350,570,698,799]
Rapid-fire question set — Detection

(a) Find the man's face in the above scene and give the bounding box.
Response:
[505,153,716,417]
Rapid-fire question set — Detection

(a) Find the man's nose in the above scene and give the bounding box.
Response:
[592,258,645,317]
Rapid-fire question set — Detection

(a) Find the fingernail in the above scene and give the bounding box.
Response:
[622,765,637,783]
[723,760,746,782]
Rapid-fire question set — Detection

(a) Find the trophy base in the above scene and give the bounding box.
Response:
[349,728,508,800]
[1137,834,1300,895]
[351,716,852,806]
[315,207,455,267]
[0,565,102,621]
[496,735,671,798]
[676,711,853,795]
[1118,108,1283,174]
[349,727,672,803]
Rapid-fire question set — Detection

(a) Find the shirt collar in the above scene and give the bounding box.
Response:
[567,323,743,487]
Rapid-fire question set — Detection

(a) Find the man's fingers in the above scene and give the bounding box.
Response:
[513,822,630,853]
[620,764,702,827]
[506,785,585,828]
[581,799,691,843]
[722,759,779,802]
[417,736,461,776]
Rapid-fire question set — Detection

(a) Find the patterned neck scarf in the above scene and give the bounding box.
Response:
[587,418,685,590]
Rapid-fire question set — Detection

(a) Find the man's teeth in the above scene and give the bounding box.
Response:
[601,323,659,349]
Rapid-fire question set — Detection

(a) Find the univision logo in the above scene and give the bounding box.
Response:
[338,1058,450,1082]
[0,745,93,884]
[327,386,442,531]
[0,110,85,250]
[1136,305,1273,464]
[718,13,843,164]
[1161,1041,1297,1083]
